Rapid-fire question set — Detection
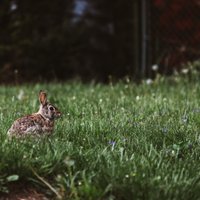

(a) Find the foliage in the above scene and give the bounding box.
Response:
[1,75,200,199]
[0,0,134,83]
[0,175,19,193]
[153,0,200,71]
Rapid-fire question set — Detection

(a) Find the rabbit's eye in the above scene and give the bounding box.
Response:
[49,106,54,111]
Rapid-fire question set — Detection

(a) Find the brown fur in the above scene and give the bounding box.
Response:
[7,91,61,137]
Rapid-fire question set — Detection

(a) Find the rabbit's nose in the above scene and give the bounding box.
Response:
[57,112,62,117]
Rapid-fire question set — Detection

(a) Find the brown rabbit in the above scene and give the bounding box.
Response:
[7,90,61,137]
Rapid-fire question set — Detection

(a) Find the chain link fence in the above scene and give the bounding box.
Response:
[150,0,200,75]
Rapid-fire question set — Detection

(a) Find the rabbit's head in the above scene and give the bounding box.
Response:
[38,91,61,120]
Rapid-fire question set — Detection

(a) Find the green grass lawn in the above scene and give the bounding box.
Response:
[1,77,200,199]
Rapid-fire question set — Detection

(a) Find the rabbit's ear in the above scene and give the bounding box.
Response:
[39,90,47,105]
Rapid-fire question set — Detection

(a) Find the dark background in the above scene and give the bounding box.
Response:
[0,0,200,84]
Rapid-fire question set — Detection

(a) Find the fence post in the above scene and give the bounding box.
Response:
[139,0,151,79]
[133,0,140,80]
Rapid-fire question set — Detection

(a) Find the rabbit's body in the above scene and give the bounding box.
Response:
[7,114,54,136]
[7,91,61,137]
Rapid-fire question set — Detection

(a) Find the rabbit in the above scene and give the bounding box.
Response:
[7,90,61,137]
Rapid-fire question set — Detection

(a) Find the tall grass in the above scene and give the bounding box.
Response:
[1,76,200,199]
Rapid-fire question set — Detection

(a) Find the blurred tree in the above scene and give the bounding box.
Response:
[0,0,135,83]
[0,0,75,83]
[153,0,200,73]
[75,0,135,81]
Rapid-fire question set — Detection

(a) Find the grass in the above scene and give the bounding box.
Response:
[1,76,200,199]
